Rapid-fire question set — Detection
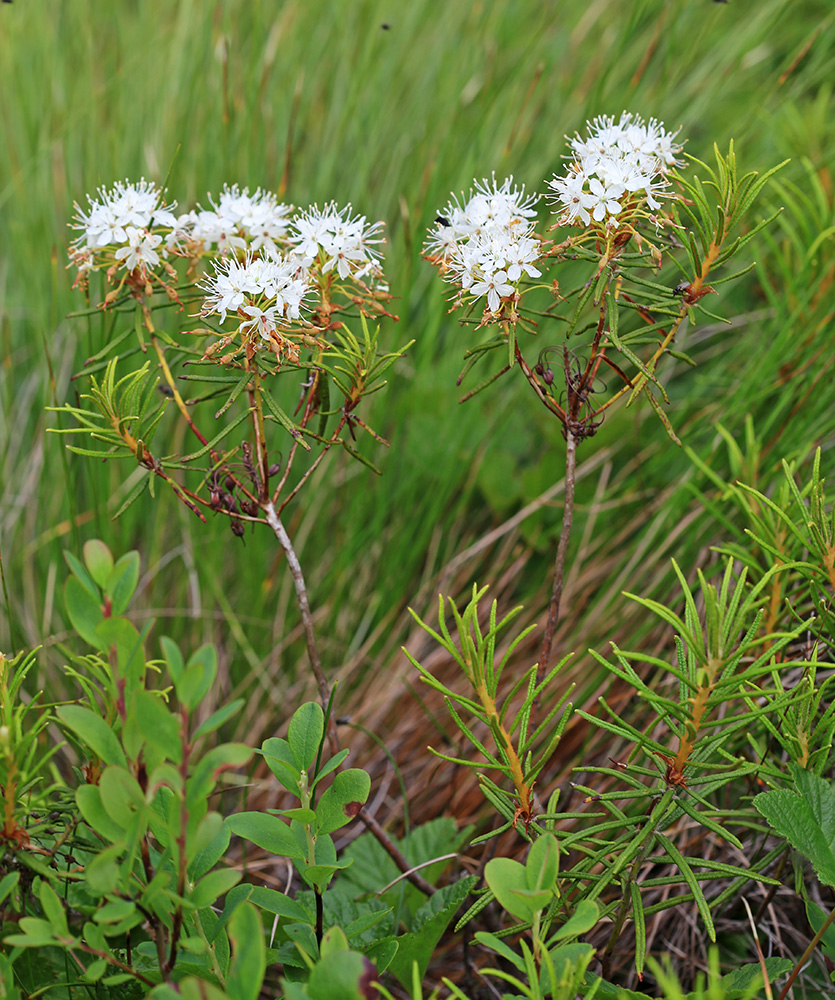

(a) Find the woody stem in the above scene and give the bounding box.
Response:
[263,500,339,757]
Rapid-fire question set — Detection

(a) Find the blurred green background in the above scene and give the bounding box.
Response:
[0,0,833,747]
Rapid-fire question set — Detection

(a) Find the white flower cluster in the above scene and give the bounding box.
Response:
[427,176,542,313]
[548,113,683,229]
[180,184,292,254]
[69,179,391,337]
[199,252,310,343]
[71,178,178,274]
[288,202,384,280]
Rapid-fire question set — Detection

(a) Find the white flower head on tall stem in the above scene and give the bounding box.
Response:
[70,178,178,278]
[426,174,539,261]
[548,112,684,231]
[199,250,310,336]
[114,227,163,273]
[185,184,292,254]
[288,203,384,281]
[428,175,542,316]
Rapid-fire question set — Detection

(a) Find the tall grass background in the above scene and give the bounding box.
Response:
[1,0,833,791]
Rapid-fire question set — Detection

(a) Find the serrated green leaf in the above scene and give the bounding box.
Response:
[386,877,475,988]
[755,765,835,887]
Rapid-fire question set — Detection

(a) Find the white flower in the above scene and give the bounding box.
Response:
[549,113,683,228]
[470,269,515,313]
[288,202,384,280]
[113,227,163,271]
[547,170,590,226]
[71,179,177,252]
[580,177,624,223]
[428,176,542,310]
[201,258,259,322]
[452,242,483,291]
[186,185,292,254]
[200,250,310,329]
[427,175,539,259]
[504,236,542,281]
[188,208,248,253]
[240,304,282,340]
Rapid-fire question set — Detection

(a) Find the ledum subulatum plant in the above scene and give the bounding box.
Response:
[402,114,817,989]
[55,181,411,758]
[423,113,786,700]
[412,109,787,841]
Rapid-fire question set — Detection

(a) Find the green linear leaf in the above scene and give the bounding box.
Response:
[655,833,715,940]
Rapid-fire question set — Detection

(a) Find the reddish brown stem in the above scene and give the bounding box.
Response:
[536,425,577,684]
[272,367,321,505]
[514,342,567,422]
[777,904,835,1000]
[277,418,347,517]
[575,299,607,399]
[360,809,435,896]
[71,943,156,989]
